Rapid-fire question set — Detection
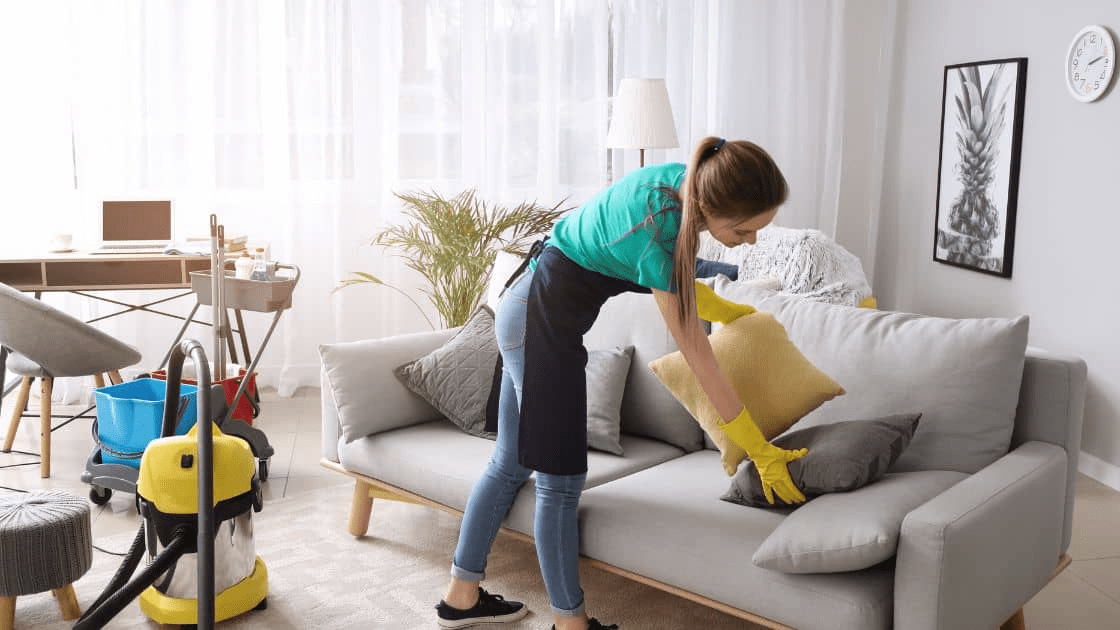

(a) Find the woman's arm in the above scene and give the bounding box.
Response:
[652,286,807,505]
[651,288,742,422]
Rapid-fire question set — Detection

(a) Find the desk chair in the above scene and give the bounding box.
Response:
[0,282,141,478]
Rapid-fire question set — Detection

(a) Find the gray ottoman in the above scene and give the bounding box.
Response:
[0,490,92,630]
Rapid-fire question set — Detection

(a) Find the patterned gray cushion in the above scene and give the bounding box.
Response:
[396,306,500,439]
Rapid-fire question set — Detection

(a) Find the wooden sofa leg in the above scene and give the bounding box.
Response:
[1000,608,1025,630]
[348,480,375,537]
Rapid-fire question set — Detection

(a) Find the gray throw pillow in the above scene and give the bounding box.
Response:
[722,413,921,509]
[585,346,633,455]
[396,306,500,439]
[396,306,633,454]
[752,469,967,573]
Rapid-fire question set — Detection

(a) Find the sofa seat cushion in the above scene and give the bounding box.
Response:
[579,450,895,630]
[337,421,684,536]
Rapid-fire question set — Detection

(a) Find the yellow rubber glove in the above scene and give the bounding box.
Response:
[695,280,756,325]
[719,408,808,505]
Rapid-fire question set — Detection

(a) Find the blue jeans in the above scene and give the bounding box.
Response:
[451,268,587,618]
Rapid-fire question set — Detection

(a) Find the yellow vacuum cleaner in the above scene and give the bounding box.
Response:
[76,340,267,630]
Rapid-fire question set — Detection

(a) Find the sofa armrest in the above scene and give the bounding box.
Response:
[893,441,1067,630]
[322,368,343,462]
[319,328,456,454]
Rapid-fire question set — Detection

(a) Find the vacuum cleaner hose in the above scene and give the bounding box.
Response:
[73,528,193,630]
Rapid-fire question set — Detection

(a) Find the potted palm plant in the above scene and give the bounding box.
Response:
[339,188,570,329]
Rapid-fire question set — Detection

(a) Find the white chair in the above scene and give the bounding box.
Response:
[0,282,141,478]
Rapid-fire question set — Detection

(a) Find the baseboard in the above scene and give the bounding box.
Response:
[246,361,320,397]
[1078,450,1120,491]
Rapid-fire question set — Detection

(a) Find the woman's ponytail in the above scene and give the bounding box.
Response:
[669,136,726,325]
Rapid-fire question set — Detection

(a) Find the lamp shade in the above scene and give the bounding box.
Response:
[606,78,679,150]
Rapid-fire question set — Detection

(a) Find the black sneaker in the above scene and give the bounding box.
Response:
[550,619,618,630]
[435,587,528,628]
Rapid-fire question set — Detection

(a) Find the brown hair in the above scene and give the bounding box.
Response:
[669,136,789,324]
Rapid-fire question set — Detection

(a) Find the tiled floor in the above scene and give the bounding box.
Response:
[3,384,1119,628]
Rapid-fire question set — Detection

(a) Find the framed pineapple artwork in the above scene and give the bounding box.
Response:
[933,57,1027,278]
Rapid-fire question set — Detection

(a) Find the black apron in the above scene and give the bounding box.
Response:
[517,245,648,475]
[497,241,738,475]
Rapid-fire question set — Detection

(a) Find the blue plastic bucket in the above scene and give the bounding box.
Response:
[93,378,199,468]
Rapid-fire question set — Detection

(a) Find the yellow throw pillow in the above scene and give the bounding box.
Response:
[649,312,845,475]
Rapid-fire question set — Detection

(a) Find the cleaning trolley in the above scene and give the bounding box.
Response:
[75,339,268,630]
[82,215,299,503]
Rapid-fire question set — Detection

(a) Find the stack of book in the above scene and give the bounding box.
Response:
[185,233,248,254]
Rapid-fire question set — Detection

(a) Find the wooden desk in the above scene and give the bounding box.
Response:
[0,251,210,292]
[0,250,250,368]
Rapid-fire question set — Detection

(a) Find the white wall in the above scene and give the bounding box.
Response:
[874,0,1120,488]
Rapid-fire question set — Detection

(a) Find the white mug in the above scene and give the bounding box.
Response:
[50,232,73,252]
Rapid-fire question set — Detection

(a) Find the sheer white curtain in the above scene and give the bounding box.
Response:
[58,1,410,397]
[609,0,896,275]
[1,1,610,398]
[1,1,893,399]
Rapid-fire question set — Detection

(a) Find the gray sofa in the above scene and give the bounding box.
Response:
[319,284,1086,630]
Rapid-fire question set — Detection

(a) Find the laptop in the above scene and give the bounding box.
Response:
[92,200,174,254]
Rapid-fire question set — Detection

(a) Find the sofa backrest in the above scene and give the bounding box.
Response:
[704,279,1034,473]
[585,292,705,452]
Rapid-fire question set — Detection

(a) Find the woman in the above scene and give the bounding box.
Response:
[435,137,807,630]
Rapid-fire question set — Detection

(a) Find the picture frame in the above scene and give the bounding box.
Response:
[933,57,1027,277]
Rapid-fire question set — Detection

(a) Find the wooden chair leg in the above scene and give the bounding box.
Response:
[93,373,106,388]
[52,584,81,620]
[348,480,375,537]
[1000,608,1025,630]
[2,376,32,452]
[40,377,53,478]
[0,595,15,630]
[107,370,123,385]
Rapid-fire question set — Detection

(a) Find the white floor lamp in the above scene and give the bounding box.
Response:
[606,78,679,168]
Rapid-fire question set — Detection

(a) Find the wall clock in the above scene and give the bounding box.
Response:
[1066,24,1115,102]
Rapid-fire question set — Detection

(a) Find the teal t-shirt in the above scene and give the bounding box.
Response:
[547,162,685,292]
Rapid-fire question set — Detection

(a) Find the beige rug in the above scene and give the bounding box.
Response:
[18,480,762,629]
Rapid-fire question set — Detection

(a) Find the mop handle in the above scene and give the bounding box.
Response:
[216,225,227,382]
[209,215,221,383]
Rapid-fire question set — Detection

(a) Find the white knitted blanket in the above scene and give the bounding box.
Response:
[697,226,872,306]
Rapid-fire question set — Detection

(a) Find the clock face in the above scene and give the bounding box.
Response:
[1067,25,1116,102]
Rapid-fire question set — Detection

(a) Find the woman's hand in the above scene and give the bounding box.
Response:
[719,408,808,505]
